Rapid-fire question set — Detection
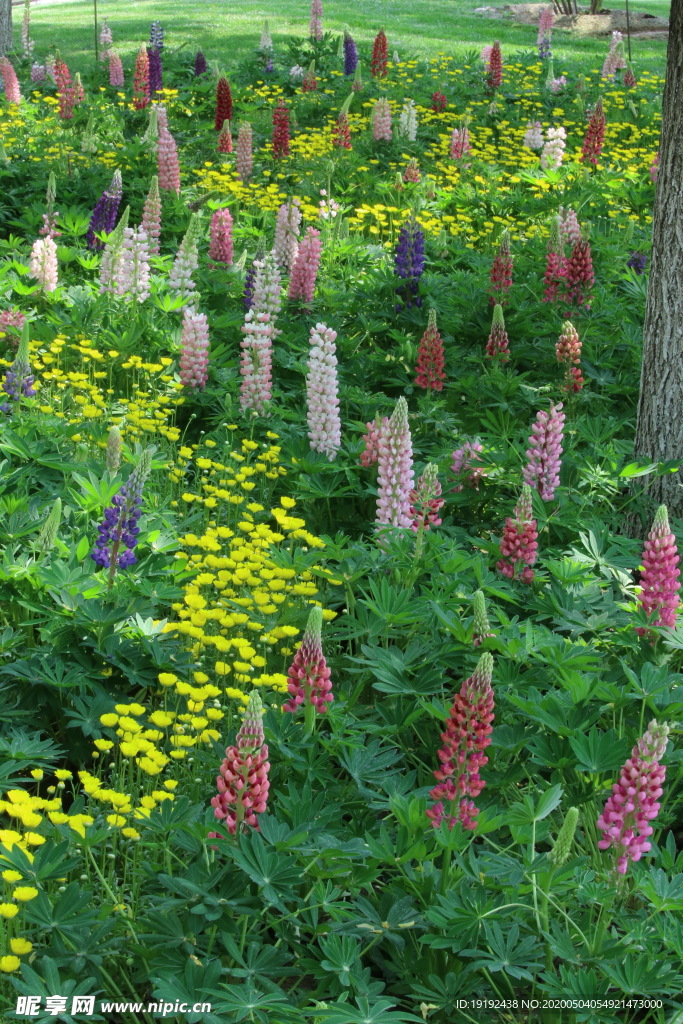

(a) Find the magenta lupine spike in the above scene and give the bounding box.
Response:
[360,415,389,468]
[523,402,565,501]
[635,506,681,636]
[273,199,301,270]
[179,305,210,389]
[427,652,495,831]
[283,606,333,726]
[288,227,322,302]
[408,463,444,534]
[597,720,670,875]
[563,237,595,309]
[581,98,605,166]
[489,231,512,306]
[451,442,486,492]
[306,322,341,460]
[496,485,538,583]
[0,58,21,104]
[486,304,510,361]
[373,98,392,141]
[236,122,253,182]
[209,208,234,265]
[209,691,270,837]
[157,127,180,194]
[141,177,161,256]
[376,396,414,529]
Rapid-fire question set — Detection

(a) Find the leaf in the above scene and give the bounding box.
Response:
[75,536,90,561]
[619,461,659,478]
[569,728,630,773]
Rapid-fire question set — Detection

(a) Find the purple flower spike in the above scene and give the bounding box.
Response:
[395,216,425,310]
[86,170,123,251]
[92,448,153,581]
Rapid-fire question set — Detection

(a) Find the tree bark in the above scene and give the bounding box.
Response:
[0,0,12,57]
[632,0,683,526]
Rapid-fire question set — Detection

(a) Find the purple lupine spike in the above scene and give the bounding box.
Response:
[522,402,565,501]
[194,50,207,76]
[149,21,164,50]
[147,46,163,95]
[86,170,123,251]
[0,323,36,415]
[91,448,153,583]
[343,32,358,75]
[395,216,425,310]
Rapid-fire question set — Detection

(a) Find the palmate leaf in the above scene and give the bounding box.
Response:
[461,922,544,982]
[569,728,630,774]
[215,983,300,1023]
[313,996,424,1023]
[230,831,302,908]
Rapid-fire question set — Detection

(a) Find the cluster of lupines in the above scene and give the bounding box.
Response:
[537,6,553,58]
[240,254,281,414]
[427,652,495,831]
[149,20,164,50]
[375,397,414,529]
[559,207,582,247]
[598,720,670,876]
[523,402,565,501]
[288,227,322,302]
[210,691,270,837]
[99,19,113,59]
[360,415,389,468]
[431,91,447,113]
[0,324,36,415]
[373,98,392,142]
[635,506,681,636]
[179,306,210,389]
[116,224,151,303]
[581,98,606,166]
[486,304,510,361]
[415,309,446,390]
[395,217,425,310]
[497,485,538,582]
[194,50,208,77]
[306,323,341,460]
[86,170,123,250]
[91,448,153,580]
[489,231,513,306]
[209,208,234,265]
[564,236,595,308]
[302,62,318,92]
[371,29,388,78]
[283,607,333,731]
[403,158,420,184]
[214,77,232,131]
[333,111,352,150]
[556,320,584,392]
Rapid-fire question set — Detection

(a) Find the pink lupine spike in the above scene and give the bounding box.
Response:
[489,230,512,306]
[409,463,444,534]
[597,720,670,875]
[209,691,270,838]
[179,305,210,389]
[427,652,495,831]
[556,320,584,393]
[375,396,414,529]
[486,304,510,361]
[157,127,180,194]
[496,484,538,583]
[451,442,486,492]
[360,415,388,468]
[523,402,565,501]
[288,227,322,302]
[283,606,333,731]
[635,505,681,636]
[209,208,234,265]
[306,322,341,460]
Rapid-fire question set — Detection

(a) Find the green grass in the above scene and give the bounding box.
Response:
[19,0,669,75]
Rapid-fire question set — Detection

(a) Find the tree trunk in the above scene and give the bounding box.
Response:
[0,0,11,57]
[632,0,683,527]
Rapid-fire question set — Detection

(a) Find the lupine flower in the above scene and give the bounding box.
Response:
[214,77,232,131]
[523,121,544,150]
[415,309,446,390]
[273,199,301,271]
[558,207,581,247]
[556,320,584,392]
[0,308,26,350]
[403,158,420,183]
[450,120,471,159]
[259,20,273,51]
[409,463,444,534]
[398,99,417,141]
[627,251,647,275]
[217,121,233,154]
[210,691,270,837]
[431,91,447,113]
[236,122,253,181]
[141,176,161,256]
[563,237,594,308]
[602,31,627,79]
[55,60,75,119]
[109,51,124,88]
[290,64,305,82]
[541,125,566,171]
[149,21,164,50]
[91,448,153,576]
[209,208,233,265]
[29,237,58,292]
[635,505,681,636]
[489,230,513,306]
[73,71,85,104]
[542,217,567,303]
[36,498,62,555]
[371,29,388,78]
[310,0,323,41]
[284,606,333,734]
[133,45,150,110]
[0,323,36,414]
[243,255,260,310]
[360,415,388,468]
[372,98,392,141]
[115,226,151,303]
[395,216,425,310]
[343,31,358,75]
[194,50,208,77]
[30,63,46,83]
[624,63,637,88]
[537,6,553,58]
[472,590,495,646]
[549,807,579,866]
[106,425,122,473]
[427,652,495,831]
[352,64,363,92]
[86,170,123,250]
[99,207,130,293]
[169,214,201,303]
[240,254,281,414]
[147,46,162,96]
[0,58,21,104]
[597,720,670,875]
[451,442,486,492]
[331,110,351,149]
[376,396,414,529]
[649,152,659,184]
[523,402,565,501]
[302,62,317,92]
[481,44,493,69]
[179,305,210,389]
[288,227,322,302]
[549,75,567,93]
[496,485,538,582]
[487,41,502,90]
[99,19,113,59]
[158,127,180,194]
[581,98,605,166]
[306,322,341,460]
[272,99,290,157]
[19,0,31,58]
[485,304,510,362]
